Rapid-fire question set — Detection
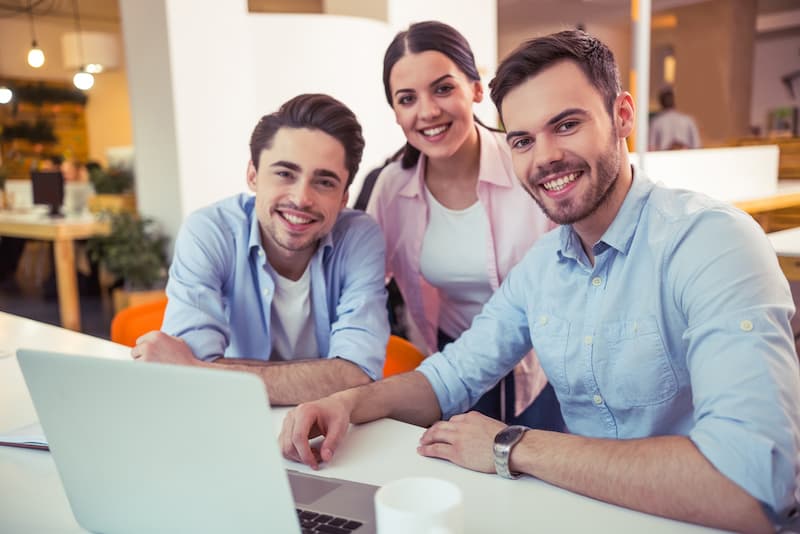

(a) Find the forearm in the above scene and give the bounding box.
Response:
[511,432,771,533]
[341,371,442,428]
[212,357,372,405]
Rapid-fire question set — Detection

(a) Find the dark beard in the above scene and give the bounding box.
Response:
[523,131,621,226]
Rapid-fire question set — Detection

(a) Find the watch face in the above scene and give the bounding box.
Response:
[495,425,527,447]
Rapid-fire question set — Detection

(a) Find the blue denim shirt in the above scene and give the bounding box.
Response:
[162,194,389,379]
[418,173,800,521]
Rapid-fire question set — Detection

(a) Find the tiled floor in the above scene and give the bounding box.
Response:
[0,280,112,340]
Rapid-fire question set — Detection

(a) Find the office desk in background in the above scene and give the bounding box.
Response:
[0,312,724,533]
[768,226,800,281]
[0,213,110,332]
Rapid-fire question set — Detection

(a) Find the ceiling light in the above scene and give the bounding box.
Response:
[26,1,45,68]
[27,43,45,68]
[69,0,94,91]
[0,87,12,104]
[73,69,94,91]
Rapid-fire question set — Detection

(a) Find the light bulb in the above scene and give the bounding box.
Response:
[0,87,12,104]
[27,42,45,68]
[73,70,94,90]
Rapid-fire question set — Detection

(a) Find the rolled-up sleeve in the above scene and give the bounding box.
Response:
[163,211,232,361]
[673,210,800,521]
[327,216,390,380]
[418,255,534,420]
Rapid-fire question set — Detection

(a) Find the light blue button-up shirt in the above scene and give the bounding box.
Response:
[418,172,800,520]
[162,194,389,379]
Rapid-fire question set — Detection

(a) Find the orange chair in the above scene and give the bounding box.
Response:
[110,297,168,347]
[383,335,426,377]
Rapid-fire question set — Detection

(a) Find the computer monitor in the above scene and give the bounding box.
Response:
[31,171,65,217]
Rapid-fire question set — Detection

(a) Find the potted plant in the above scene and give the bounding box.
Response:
[87,165,137,214]
[87,212,169,312]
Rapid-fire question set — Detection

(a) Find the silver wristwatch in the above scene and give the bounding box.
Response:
[493,425,529,479]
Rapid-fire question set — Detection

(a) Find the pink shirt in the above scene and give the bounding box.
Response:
[367,126,553,416]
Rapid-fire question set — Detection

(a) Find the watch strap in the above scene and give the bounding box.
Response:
[493,425,529,479]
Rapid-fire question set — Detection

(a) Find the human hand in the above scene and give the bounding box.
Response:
[131,331,200,367]
[417,411,506,473]
[280,394,353,470]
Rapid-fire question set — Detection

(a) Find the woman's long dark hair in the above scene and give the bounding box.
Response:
[383,21,494,169]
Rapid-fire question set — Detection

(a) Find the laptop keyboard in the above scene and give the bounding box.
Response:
[296,508,364,533]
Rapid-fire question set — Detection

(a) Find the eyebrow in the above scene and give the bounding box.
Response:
[393,74,455,97]
[505,108,590,142]
[270,160,342,183]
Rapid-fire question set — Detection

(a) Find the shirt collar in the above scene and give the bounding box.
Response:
[557,165,655,259]
[398,125,514,198]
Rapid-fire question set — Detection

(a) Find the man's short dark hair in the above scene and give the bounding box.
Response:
[249,94,365,186]
[489,30,621,119]
[659,88,675,109]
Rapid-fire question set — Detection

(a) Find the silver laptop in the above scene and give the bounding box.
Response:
[17,349,377,534]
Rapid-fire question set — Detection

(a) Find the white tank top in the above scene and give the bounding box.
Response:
[420,185,493,339]
[270,266,319,361]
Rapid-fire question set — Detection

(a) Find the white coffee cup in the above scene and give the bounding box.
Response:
[374,476,464,534]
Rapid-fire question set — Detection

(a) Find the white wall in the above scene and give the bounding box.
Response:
[247,14,402,201]
[119,0,184,245]
[751,30,800,134]
[632,144,780,202]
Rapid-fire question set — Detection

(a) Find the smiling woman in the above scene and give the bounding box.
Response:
[366,21,564,431]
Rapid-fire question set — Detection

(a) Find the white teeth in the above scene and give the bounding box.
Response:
[283,213,312,225]
[422,125,448,137]
[542,172,580,192]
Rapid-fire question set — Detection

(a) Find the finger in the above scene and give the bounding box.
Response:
[417,442,455,463]
[318,416,348,463]
[291,413,321,470]
[135,330,159,345]
[419,423,457,445]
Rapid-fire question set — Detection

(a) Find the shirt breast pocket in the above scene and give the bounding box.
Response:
[529,311,571,395]
[596,316,678,408]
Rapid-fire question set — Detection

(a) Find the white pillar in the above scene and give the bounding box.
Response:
[633,0,652,165]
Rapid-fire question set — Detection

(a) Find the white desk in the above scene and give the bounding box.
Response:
[768,227,800,281]
[0,312,722,533]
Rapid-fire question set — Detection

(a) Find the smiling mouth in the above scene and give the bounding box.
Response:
[276,209,317,226]
[420,124,450,137]
[541,171,582,192]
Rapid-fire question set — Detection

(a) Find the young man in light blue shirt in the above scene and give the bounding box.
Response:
[132,94,389,405]
[280,32,800,532]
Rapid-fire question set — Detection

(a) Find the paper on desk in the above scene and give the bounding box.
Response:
[0,422,48,450]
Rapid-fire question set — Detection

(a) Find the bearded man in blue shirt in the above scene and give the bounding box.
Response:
[279,32,800,533]
[132,94,389,405]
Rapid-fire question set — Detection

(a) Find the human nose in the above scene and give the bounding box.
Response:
[532,134,564,171]
[418,94,441,121]
[288,179,314,208]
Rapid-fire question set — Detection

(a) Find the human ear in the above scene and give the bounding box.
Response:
[246,160,258,192]
[615,92,635,138]
[472,81,484,104]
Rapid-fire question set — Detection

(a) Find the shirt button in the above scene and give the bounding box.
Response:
[593,394,604,405]
[591,277,602,287]
[257,249,264,257]
[262,287,271,297]
[584,335,593,345]
[539,315,549,325]
[740,320,753,332]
